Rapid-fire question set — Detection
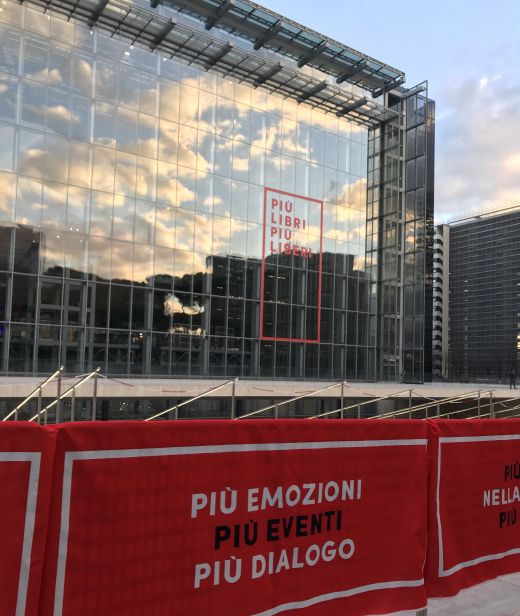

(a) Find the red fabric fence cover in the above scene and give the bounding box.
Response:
[426,419,520,597]
[0,423,55,616]
[36,420,429,616]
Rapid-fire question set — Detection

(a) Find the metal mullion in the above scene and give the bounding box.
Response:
[71,4,94,22]
[219,61,251,83]
[95,12,129,37]
[40,0,53,13]
[218,53,252,79]
[127,16,156,46]
[108,6,133,39]
[69,0,85,22]
[46,1,73,19]
[158,37,184,57]
[112,10,150,39]
[131,17,153,45]
[194,41,223,70]
[148,19,175,50]
[170,30,196,57]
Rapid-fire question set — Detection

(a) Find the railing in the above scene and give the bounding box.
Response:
[145,378,238,421]
[3,367,64,422]
[237,381,348,419]
[29,368,101,423]
[4,371,520,425]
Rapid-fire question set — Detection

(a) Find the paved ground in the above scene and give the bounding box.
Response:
[390,573,520,615]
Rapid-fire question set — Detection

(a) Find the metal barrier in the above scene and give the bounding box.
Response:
[309,388,413,419]
[28,368,101,423]
[5,370,520,425]
[237,381,348,419]
[145,378,238,421]
[373,389,495,420]
[3,367,64,421]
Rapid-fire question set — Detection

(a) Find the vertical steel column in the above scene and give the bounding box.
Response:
[489,391,495,418]
[340,382,345,418]
[274,403,279,419]
[43,387,48,425]
[230,379,236,419]
[477,392,481,418]
[37,387,42,424]
[91,371,98,421]
[357,404,361,419]
[409,390,413,419]
[71,387,76,422]
[55,370,62,424]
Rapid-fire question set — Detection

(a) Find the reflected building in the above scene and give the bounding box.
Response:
[0,0,434,381]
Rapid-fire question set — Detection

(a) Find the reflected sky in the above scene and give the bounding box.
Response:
[0,0,376,378]
[0,0,369,283]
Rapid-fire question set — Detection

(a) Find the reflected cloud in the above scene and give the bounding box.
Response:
[31,68,62,84]
[1,0,370,290]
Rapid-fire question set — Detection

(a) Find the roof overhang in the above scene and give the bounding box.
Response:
[152,0,405,94]
[23,0,399,127]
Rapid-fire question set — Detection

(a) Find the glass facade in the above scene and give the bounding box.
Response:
[366,87,434,383]
[449,210,520,381]
[0,0,382,379]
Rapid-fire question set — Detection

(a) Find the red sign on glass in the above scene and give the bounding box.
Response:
[260,187,323,343]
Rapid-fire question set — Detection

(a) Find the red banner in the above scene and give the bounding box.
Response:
[0,423,55,616]
[426,419,520,597]
[37,420,429,616]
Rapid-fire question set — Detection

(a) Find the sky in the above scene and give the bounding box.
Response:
[260,0,520,221]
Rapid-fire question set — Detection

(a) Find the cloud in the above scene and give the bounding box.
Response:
[435,73,520,219]
[31,68,63,84]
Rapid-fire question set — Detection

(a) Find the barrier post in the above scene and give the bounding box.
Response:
[37,386,42,424]
[489,391,495,418]
[340,381,345,418]
[43,386,48,425]
[357,404,361,419]
[230,379,236,419]
[56,370,62,423]
[71,387,76,422]
[477,391,481,417]
[274,403,279,419]
[409,390,412,418]
[91,371,98,421]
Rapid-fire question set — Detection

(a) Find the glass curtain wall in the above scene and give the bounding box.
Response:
[366,86,434,383]
[402,88,434,383]
[367,116,401,382]
[0,0,372,378]
[449,212,520,381]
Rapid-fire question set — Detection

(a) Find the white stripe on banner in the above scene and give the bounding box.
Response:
[53,438,427,616]
[0,452,41,616]
[437,434,520,577]
[252,579,425,616]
